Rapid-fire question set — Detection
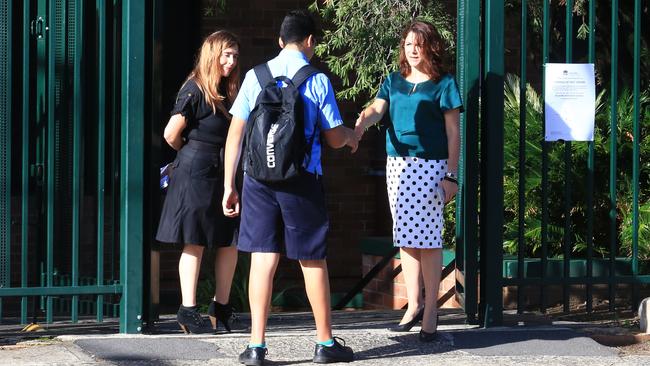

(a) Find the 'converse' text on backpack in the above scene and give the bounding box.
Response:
[244,63,320,182]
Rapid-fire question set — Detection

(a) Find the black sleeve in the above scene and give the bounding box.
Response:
[170,79,201,119]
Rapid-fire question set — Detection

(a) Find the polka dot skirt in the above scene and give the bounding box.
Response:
[386,156,447,249]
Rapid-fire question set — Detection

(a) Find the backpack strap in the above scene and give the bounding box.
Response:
[253,63,274,87]
[292,65,322,173]
[291,65,320,87]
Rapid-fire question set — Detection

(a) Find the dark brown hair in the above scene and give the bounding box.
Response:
[398,21,448,81]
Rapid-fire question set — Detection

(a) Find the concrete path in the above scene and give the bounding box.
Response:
[1,310,648,365]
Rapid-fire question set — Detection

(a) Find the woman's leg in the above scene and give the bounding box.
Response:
[399,247,424,323]
[178,243,204,307]
[420,248,442,332]
[213,245,238,304]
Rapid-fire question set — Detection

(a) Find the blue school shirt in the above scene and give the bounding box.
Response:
[229,49,344,175]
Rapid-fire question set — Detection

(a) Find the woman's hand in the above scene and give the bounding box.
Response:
[354,111,367,141]
[443,108,460,204]
[354,99,388,142]
[441,178,458,204]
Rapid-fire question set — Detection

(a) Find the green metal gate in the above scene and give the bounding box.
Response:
[456,0,648,326]
[0,0,147,333]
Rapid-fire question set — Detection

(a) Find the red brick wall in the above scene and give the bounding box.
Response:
[362,254,461,310]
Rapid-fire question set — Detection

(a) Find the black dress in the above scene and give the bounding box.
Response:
[156,79,238,248]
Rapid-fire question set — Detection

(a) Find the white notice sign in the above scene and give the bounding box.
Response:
[544,63,595,141]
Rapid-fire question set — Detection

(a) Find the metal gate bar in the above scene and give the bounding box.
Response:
[46,0,56,324]
[608,0,619,312]
[21,0,30,325]
[585,0,596,315]
[516,0,528,315]
[97,0,107,324]
[119,0,145,334]
[631,0,642,309]
[71,0,84,324]
[456,0,480,325]
[0,0,13,323]
[480,0,505,327]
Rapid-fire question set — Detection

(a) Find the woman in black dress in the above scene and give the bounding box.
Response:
[156,30,241,334]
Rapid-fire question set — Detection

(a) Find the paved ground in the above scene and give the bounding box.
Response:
[1,309,649,365]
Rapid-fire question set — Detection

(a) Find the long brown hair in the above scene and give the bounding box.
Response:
[187,30,240,115]
[398,21,448,81]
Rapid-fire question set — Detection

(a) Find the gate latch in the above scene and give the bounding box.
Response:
[30,163,44,181]
[30,17,48,39]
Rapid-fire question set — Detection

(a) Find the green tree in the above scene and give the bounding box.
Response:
[310,0,455,102]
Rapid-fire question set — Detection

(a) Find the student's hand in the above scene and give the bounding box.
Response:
[222,188,240,217]
[441,179,458,204]
[347,128,359,154]
[354,111,367,141]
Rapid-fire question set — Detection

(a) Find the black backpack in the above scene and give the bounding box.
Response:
[244,63,320,182]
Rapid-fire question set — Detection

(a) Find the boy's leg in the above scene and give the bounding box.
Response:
[248,252,280,345]
[299,259,333,342]
[179,243,204,307]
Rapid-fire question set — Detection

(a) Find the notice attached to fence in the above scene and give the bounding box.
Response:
[544,63,595,141]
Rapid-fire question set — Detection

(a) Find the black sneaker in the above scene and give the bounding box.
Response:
[238,346,267,366]
[176,305,206,334]
[313,337,354,363]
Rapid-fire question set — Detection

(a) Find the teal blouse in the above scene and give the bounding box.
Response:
[377,72,463,160]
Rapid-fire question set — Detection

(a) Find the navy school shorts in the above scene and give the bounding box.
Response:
[238,173,329,260]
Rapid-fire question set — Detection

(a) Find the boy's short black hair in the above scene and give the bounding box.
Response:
[280,10,317,45]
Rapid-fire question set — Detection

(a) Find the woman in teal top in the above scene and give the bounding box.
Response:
[355,20,462,342]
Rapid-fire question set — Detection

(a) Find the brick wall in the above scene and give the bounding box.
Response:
[362,254,461,310]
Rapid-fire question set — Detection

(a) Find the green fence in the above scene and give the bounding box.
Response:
[456,0,648,326]
[2,0,646,333]
[0,0,147,333]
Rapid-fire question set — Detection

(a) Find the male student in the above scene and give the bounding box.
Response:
[222,9,358,366]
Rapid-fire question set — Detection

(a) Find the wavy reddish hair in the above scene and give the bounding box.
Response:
[399,21,448,81]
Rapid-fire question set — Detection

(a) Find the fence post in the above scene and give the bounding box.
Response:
[119,0,145,334]
[456,0,481,324]
[480,0,505,327]
[0,0,12,322]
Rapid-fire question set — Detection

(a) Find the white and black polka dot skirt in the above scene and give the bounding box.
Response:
[386,156,447,249]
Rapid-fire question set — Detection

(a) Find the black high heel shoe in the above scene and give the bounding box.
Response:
[176,305,206,334]
[418,314,440,342]
[207,301,241,332]
[388,308,424,332]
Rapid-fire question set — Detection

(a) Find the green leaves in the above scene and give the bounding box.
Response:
[311,0,454,102]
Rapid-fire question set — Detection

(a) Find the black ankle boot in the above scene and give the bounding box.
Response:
[208,301,243,332]
[176,305,205,334]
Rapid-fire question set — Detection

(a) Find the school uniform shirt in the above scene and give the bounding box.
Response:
[229,49,343,176]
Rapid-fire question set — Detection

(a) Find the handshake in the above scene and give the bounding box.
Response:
[343,110,372,154]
